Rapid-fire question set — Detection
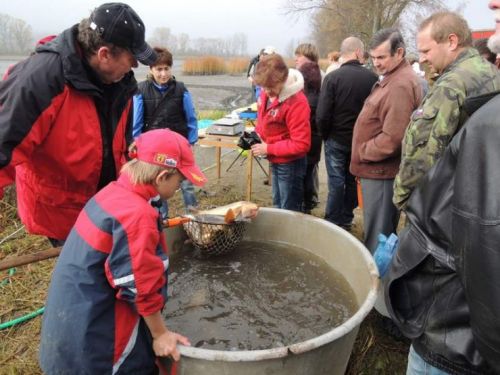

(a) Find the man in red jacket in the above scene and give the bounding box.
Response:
[0,3,157,245]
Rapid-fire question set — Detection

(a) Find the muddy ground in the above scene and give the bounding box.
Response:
[0,72,409,374]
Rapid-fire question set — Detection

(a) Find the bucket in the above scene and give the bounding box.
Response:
[163,208,379,374]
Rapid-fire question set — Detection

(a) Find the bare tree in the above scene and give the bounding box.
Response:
[285,38,298,58]
[0,13,33,54]
[148,27,172,49]
[230,33,248,56]
[177,33,190,55]
[10,18,33,54]
[0,14,11,53]
[285,0,446,56]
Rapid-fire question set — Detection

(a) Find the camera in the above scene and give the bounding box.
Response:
[238,131,262,150]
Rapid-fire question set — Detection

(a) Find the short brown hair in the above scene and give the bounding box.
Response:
[151,47,173,67]
[253,54,289,88]
[294,43,319,63]
[419,11,472,48]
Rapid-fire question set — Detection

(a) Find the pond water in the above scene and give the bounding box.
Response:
[163,240,358,351]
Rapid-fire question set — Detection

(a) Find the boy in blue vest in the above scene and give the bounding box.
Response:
[133,47,199,219]
[40,128,207,374]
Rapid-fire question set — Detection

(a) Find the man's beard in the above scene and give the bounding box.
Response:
[487,33,500,54]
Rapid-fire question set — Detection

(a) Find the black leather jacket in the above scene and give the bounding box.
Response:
[385,92,500,375]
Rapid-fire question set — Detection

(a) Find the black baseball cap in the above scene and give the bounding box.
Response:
[89,2,157,65]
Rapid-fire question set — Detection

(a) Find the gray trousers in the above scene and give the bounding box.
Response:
[360,178,400,253]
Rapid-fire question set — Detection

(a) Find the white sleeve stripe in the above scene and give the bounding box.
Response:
[114,274,135,286]
[113,259,168,286]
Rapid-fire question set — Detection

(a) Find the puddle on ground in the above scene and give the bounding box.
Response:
[163,240,358,351]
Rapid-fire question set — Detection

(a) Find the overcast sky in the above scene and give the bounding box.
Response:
[0,0,495,55]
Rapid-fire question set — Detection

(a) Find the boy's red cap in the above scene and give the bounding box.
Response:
[131,129,207,186]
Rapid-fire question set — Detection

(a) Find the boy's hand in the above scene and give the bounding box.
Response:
[144,311,190,361]
[153,330,191,360]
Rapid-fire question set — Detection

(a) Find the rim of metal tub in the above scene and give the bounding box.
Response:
[177,207,380,362]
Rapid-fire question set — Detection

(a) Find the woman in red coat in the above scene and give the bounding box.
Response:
[251,54,311,211]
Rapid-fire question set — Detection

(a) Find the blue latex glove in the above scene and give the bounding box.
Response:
[373,233,399,277]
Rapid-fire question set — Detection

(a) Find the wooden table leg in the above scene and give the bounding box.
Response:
[216,145,221,179]
[246,154,253,201]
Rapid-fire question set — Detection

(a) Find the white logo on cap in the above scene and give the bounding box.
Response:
[154,153,177,167]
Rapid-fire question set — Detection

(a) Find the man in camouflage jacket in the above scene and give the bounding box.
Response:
[393,11,500,209]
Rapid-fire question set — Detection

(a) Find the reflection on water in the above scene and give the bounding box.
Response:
[163,240,358,350]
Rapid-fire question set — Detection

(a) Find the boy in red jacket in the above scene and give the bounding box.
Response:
[40,129,207,374]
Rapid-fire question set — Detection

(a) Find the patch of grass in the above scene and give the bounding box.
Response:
[0,187,51,374]
[197,109,228,120]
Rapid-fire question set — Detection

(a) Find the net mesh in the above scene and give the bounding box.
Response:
[183,219,246,257]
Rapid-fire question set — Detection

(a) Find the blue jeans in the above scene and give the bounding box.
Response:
[407,345,450,375]
[271,157,306,212]
[324,138,357,226]
[180,179,197,210]
[158,180,198,219]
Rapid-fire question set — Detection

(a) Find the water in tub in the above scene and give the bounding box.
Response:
[163,240,358,351]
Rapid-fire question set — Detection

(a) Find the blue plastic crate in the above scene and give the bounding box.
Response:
[239,111,257,120]
[198,119,214,129]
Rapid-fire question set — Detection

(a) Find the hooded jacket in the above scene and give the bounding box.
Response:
[255,68,311,164]
[385,92,500,375]
[0,26,136,240]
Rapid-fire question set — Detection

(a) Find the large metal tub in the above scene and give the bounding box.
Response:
[163,208,379,374]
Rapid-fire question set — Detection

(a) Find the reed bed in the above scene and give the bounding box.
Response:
[182,56,253,76]
[225,58,249,75]
[182,56,227,75]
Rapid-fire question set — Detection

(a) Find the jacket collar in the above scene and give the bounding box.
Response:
[440,48,477,77]
[341,59,362,67]
[277,68,304,103]
[148,76,177,91]
[116,173,158,201]
[378,59,410,87]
